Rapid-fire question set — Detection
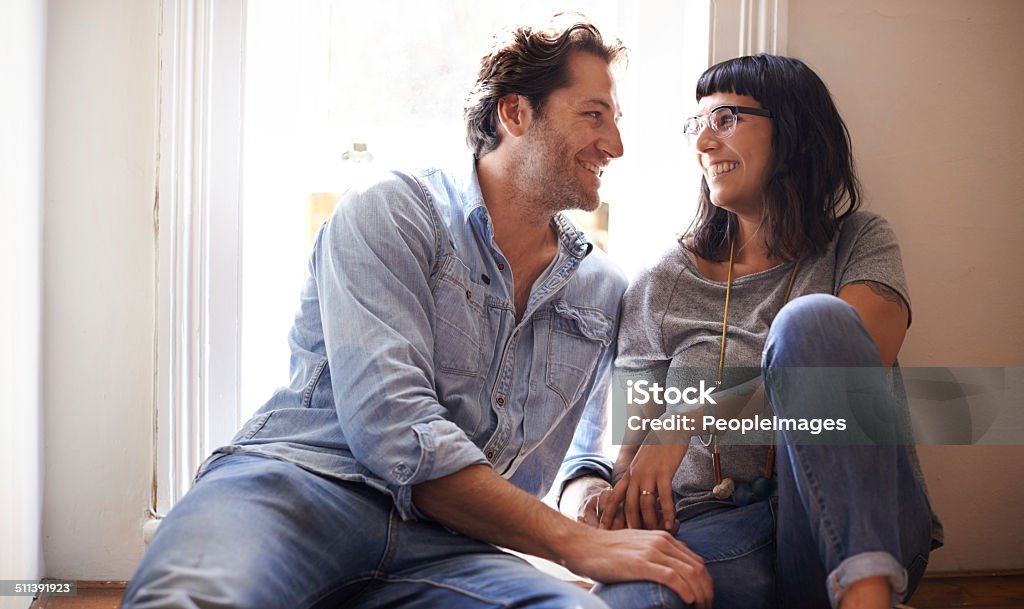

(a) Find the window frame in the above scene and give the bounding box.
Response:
[154,0,246,514]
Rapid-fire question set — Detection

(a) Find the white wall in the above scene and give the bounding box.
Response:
[0,1,46,607]
[787,0,1024,571]
[42,0,160,579]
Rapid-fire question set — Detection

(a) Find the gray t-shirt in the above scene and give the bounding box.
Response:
[618,211,912,519]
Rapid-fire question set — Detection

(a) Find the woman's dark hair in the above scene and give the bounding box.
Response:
[464,16,626,159]
[685,54,861,261]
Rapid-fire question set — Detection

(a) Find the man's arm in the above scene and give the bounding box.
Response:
[413,465,713,609]
[315,173,491,518]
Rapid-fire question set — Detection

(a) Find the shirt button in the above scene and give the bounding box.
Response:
[465,290,472,299]
[496,396,505,406]
[497,262,506,271]
[486,450,495,460]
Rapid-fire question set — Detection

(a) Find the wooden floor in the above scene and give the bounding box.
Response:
[29,582,125,609]
[912,573,1024,609]
[27,574,1024,608]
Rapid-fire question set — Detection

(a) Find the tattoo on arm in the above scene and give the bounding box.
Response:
[850,281,906,311]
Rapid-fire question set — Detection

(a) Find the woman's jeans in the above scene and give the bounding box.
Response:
[595,294,935,609]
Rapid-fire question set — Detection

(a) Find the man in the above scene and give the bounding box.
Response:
[123,17,711,609]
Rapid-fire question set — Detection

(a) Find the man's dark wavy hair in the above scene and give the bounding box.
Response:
[464,15,626,159]
[685,54,861,262]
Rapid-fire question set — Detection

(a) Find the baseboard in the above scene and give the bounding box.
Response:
[923,568,1024,578]
[75,581,130,589]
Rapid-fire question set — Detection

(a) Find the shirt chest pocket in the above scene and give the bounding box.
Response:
[432,254,489,376]
[540,301,614,409]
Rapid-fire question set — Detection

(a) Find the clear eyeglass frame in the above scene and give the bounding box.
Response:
[683,105,773,142]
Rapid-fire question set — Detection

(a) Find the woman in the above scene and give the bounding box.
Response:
[588,55,940,609]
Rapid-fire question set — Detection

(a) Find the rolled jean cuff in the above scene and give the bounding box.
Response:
[827,551,907,609]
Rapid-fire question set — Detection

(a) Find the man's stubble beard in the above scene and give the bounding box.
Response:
[511,117,600,222]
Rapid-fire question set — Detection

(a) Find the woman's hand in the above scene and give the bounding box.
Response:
[583,486,628,530]
[601,443,689,533]
[560,476,626,529]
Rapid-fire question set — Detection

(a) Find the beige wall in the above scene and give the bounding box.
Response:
[787,0,1024,571]
[42,0,159,579]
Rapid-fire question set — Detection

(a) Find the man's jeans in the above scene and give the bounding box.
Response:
[122,452,608,609]
[595,294,935,609]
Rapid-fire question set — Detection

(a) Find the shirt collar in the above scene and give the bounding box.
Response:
[552,212,594,260]
[458,157,488,225]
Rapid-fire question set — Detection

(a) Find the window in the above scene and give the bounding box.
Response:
[239,0,714,418]
[155,0,786,513]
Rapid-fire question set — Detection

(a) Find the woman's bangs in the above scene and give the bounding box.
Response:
[695,57,766,103]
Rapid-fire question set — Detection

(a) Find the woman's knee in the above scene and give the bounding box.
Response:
[772,294,861,342]
[763,294,880,368]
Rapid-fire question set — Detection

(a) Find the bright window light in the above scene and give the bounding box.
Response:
[240,0,707,419]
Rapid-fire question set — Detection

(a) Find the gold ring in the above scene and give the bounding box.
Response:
[640,489,655,496]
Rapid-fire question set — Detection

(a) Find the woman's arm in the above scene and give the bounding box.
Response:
[836,281,909,366]
[613,443,640,480]
[835,213,912,367]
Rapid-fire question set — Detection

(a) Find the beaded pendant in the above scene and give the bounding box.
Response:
[711,475,775,505]
[712,477,734,500]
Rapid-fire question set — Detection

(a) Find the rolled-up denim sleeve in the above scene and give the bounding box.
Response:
[554,340,616,498]
[313,172,488,518]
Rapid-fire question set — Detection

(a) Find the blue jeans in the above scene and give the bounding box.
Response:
[122,453,608,609]
[595,294,935,609]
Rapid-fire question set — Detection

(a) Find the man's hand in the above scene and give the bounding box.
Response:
[564,526,713,609]
[555,478,713,606]
[413,465,711,608]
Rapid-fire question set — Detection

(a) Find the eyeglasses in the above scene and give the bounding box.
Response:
[683,105,773,141]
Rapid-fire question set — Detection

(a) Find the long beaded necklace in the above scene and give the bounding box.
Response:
[708,239,801,505]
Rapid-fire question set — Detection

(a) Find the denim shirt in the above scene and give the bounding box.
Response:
[202,159,627,520]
